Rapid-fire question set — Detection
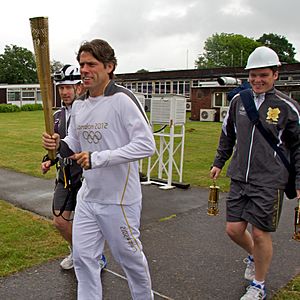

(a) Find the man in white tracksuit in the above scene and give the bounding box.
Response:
[43,39,155,299]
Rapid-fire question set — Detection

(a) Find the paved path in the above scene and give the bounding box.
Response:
[0,168,299,299]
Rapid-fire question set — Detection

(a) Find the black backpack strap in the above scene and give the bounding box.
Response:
[52,163,73,221]
[239,89,292,173]
[239,89,260,124]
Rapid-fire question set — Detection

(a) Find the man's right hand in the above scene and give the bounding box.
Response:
[42,132,60,151]
[210,166,222,180]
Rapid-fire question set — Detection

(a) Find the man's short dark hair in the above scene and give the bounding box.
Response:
[77,39,117,79]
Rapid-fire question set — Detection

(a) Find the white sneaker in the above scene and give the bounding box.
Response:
[99,254,107,270]
[243,256,255,281]
[240,282,266,300]
[60,252,73,270]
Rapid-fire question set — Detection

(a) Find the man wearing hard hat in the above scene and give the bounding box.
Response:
[210,46,300,300]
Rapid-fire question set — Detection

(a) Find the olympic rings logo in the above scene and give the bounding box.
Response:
[82,130,102,144]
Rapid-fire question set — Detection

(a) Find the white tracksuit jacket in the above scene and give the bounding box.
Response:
[61,80,155,205]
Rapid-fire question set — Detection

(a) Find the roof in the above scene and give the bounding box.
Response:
[115,63,300,82]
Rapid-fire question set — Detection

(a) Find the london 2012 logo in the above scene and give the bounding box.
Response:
[82,130,102,144]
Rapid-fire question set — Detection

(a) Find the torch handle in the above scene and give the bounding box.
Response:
[29,16,56,161]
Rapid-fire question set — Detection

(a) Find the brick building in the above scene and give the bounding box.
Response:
[1,63,299,121]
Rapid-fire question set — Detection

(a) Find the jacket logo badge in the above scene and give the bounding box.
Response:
[266,107,280,124]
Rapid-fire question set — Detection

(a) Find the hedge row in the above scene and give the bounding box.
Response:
[0,104,43,113]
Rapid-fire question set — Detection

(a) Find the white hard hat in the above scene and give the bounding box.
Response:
[54,65,82,85]
[245,46,281,70]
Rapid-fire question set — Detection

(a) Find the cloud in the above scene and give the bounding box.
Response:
[82,0,300,72]
[0,0,299,73]
[220,0,252,16]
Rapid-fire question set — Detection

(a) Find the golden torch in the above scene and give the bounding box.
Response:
[207,180,220,216]
[293,198,300,241]
[29,17,55,161]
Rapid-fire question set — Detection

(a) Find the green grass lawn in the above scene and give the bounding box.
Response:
[0,110,299,298]
[0,200,68,277]
[148,120,230,191]
[0,110,229,190]
[0,110,56,179]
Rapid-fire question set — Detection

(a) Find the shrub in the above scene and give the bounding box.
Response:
[20,104,43,111]
[0,104,21,113]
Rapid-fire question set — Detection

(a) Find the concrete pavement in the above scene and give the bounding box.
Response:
[0,168,299,299]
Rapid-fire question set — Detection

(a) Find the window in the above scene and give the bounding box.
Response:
[147,82,152,95]
[166,81,171,94]
[213,92,228,107]
[173,81,178,94]
[291,91,300,103]
[160,81,165,94]
[224,97,230,107]
[178,81,184,94]
[184,81,190,97]
[279,76,288,81]
[7,89,21,101]
[192,80,199,87]
[155,82,159,94]
[142,82,147,94]
[37,90,42,102]
[214,93,223,106]
[131,82,136,92]
[137,82,142,93]
[22,90,35,101]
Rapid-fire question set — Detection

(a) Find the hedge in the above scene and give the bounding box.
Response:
[0,104,21,113]
[0,103,43,113]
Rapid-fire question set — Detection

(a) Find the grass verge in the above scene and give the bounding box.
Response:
[0,200,68,277]
[0,111,298,298]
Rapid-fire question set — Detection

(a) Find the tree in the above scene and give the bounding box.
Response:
[0,45,38,84]
[51,60,64,73]
[195,33,261,69]
[136,69,149,73]
[257,33,298,64]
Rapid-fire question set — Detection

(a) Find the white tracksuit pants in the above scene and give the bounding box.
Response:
[73,197,154,300]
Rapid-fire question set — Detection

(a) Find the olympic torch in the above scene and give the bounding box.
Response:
[207,180,220,216]
[293,198,300,241]
[29,17,55,161]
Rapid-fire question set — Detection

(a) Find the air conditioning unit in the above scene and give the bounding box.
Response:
[219,107,229,122]
[186,101,192,111]
[199,109,216,122]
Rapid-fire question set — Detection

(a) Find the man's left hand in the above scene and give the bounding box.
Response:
[71,152,91,170]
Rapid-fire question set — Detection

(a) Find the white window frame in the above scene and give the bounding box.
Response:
[213,92,226,107]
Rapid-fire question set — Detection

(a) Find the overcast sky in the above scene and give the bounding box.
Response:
[1,0,299,74]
